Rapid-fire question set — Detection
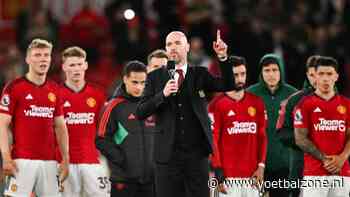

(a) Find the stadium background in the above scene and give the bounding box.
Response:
[0,0,349,96]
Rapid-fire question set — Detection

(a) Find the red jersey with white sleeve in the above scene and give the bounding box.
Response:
[293,93,350,176]
[58,83,106,163]
[0,77,63,160]
[210,92,267,178]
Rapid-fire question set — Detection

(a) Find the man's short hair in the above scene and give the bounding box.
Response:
[26,38,53,56]
[147,49,168,64]
[306,55,321,69]
[316,56,338,72]
[230,56,247,67]
[122,60,147,77]
[62,46,87,63]
[260,57,279,67]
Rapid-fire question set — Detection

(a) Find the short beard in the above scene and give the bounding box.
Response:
[235,83,246,91]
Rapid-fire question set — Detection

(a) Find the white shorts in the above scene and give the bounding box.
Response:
[301,175,350,197]
[3,159,59,197]
[219,177,260,197]
[61,162,110,197]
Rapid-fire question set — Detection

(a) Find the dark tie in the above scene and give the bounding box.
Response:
[176,69,184,87]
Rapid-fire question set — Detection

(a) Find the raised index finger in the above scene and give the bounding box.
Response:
[216,30,221,41]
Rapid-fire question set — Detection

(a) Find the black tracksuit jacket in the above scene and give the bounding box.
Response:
[96,85,156,183]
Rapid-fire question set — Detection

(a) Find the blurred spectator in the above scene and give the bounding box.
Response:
[42,0,111,24]
[152,0,183,40]
[229,15,273,86]
[185,0,215,55]
[86,40,122,96]
[105,1,148,64]
[66,1,109,64]
[271,24,306,88]
[147,49,168,73]
[0,43,23,90]
[25,10,58,47]
[16,0,58,54]
[3,45,24,82]
[0,0,347,96]
[188,37,213,68]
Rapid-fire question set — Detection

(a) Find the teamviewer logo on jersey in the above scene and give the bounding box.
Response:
[24,105,54,118]
[227,121,257,134]
[314,118,346,132]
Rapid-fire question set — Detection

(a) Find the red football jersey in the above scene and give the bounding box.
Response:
[294,93,350,176]
[210,92,267,178]
[58,83,106,163]
[0,77,63,160]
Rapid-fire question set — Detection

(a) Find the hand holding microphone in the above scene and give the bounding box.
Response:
[163,79,178,97]
[163,60,178,97]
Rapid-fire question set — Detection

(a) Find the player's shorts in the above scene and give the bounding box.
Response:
[61,162,110,197]
[219,177,260,197]
[301,175,350,197]
[3,159,60,197]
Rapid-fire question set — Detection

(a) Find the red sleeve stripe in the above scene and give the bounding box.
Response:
[276,99,288,130]
[97,97,125,137]
[276,90,303,130]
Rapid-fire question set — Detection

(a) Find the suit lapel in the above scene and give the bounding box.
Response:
[185,66,194,96]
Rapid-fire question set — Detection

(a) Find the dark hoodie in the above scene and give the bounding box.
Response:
[247,54,297,173]
[276,78,314,182]
[96,84,156,183]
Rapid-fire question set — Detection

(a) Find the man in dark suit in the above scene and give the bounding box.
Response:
[136,30,235,197]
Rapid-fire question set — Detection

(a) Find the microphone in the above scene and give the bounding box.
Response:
[166,60,177,96]
[167,60,176,80]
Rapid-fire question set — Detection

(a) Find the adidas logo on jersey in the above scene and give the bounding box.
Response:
[313,107,322,113]
[128,113,136,120]
[227,110,235,116]
[25,94,33,100]
[63,101,71,107]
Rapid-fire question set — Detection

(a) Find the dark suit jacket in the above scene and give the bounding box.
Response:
[136,59,235,163]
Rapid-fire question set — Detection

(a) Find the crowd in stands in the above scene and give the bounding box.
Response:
[0,0,349,96]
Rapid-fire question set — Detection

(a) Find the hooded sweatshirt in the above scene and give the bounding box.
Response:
[247,54,297,173]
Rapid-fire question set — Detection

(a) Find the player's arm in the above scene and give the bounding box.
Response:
[294,127,325,161]
[211,106,224,179]
[136,71,166,120]
[0,113,17,176]
[340,128,350,160]
[294,101,326,162]
[252,102,267,187]
[211,105,228,194]
[54,116,69,182]
[96,106,125,166]
[339,107,350,161]
[0,114,12,161]
[257,104,267,166]
[201,30,235,92]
